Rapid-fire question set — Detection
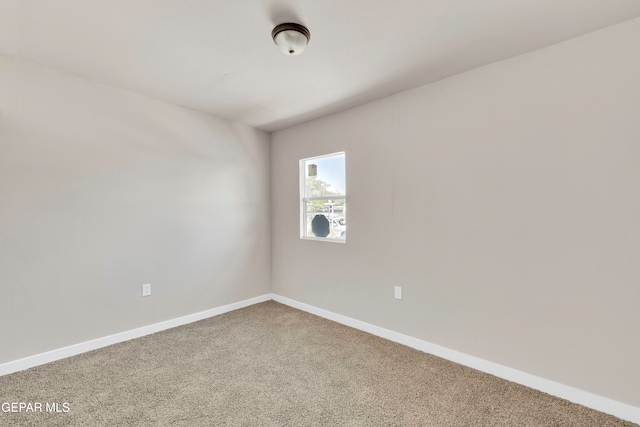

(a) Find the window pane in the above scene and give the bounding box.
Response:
[303,199,346,239]
[304,153,345,198]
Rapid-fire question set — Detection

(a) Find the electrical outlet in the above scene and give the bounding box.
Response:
[142,283,151,297]
[394,286,402,300]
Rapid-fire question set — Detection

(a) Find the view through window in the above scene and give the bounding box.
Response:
[300,152,346,241]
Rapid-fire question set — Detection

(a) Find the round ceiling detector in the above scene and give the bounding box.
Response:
[272,23,310,55]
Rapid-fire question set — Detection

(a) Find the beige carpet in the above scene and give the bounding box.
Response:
[0,301,636,426]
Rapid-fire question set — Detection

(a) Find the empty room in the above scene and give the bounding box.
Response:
[1,1,639,425]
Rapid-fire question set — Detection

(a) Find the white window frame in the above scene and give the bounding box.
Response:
[299,152,346,243]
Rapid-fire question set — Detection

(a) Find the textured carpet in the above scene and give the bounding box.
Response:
[0,301,636,426]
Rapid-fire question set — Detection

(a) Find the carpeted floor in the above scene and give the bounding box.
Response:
[0,301,636,426]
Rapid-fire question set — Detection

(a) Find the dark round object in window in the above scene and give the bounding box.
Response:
[311,215,330,238]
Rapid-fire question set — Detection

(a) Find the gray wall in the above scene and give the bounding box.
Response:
[271,18,640,407]
[0,56,271,364]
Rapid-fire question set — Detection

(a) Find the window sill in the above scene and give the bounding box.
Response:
[301,236,346,244]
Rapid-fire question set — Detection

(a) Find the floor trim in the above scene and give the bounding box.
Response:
[271,294,640,425]
[0,294,272,377]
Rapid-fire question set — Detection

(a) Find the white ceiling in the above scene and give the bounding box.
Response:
[2,1,640,132]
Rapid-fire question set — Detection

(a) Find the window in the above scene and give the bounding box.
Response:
[300,152,346,242]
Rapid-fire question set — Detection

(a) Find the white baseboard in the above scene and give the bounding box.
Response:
[0,294,272,377]
[271,294,640,425]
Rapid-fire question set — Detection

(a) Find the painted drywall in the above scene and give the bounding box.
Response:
[271,18,640,407]
[0,56,271,364]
